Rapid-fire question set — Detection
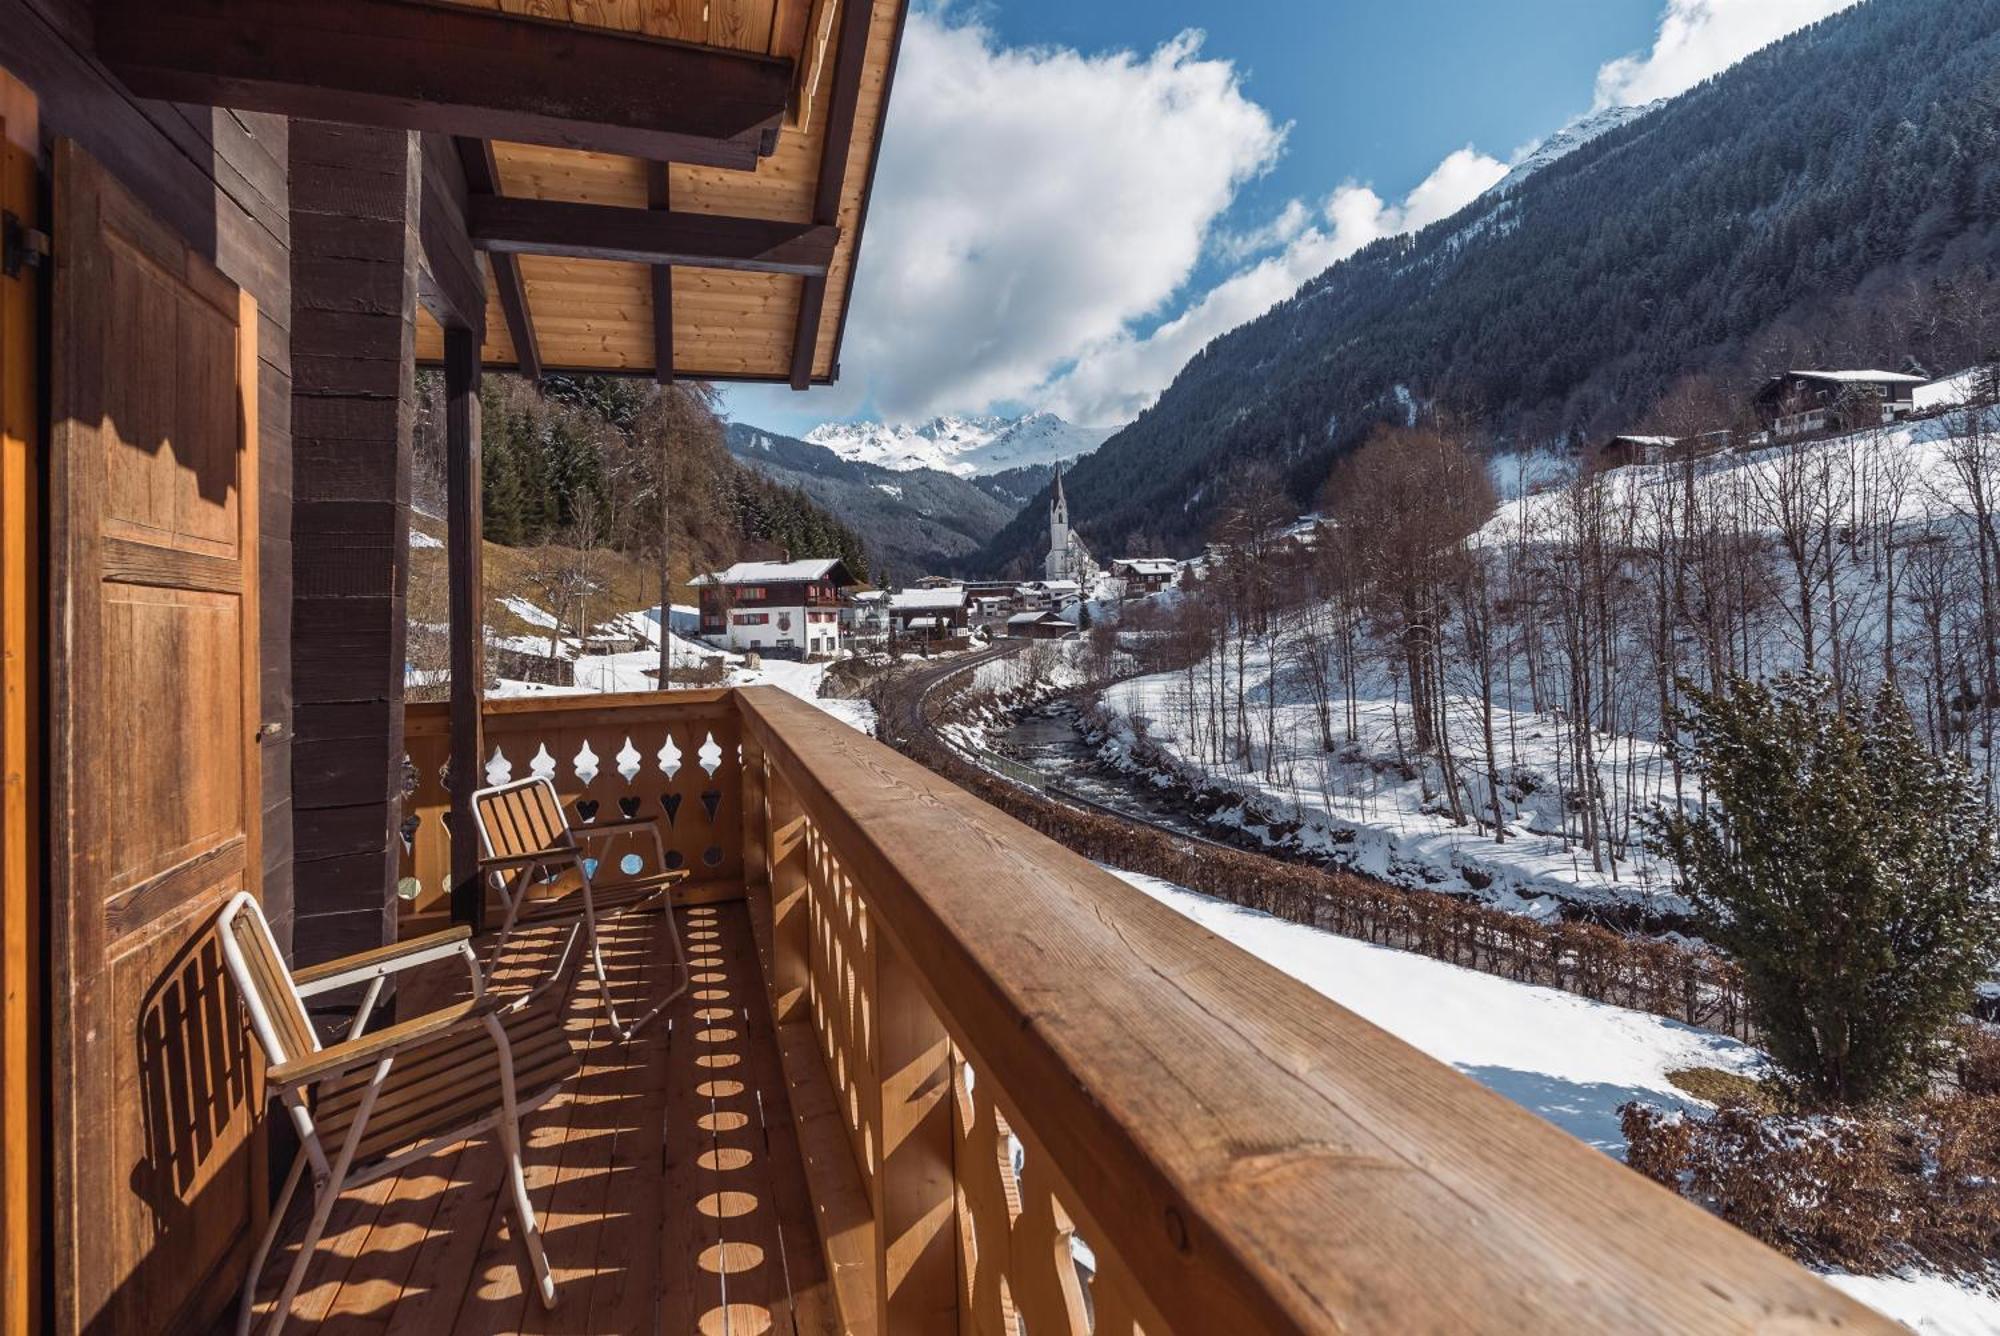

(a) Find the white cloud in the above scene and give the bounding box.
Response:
[1042,147,1505,424]
[829,13,1284,423]
[1593,0,1862,109]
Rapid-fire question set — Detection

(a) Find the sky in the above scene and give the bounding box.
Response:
[722,0,1863,439]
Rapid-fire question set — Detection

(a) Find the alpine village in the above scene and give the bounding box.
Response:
[7,0,2000,1333]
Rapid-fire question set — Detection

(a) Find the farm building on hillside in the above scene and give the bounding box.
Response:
[692,558,855,659]
[1005,610,1077,640]
[1754,369,1925,438]
[1111,558,1180,595]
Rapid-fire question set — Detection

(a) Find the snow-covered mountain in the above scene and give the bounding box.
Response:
[804,412,1116,477]
[1487,100,1664,199]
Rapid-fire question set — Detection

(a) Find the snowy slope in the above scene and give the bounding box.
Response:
[804,412,1115,477]
[1486,100,1664,198]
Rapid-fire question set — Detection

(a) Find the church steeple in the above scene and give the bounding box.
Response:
[1045,462,1072,582]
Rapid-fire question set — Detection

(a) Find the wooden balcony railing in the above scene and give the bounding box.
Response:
[396,686,1888,1333]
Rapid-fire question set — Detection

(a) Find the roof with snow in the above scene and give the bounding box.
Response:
[1786,369,1926,386]
[1113,558,1179,576]
[889,585,967,611]
[690,558,850,588]
[1007,610,1072,628]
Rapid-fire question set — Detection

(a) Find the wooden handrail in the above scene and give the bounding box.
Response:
[734,685,1890,1334]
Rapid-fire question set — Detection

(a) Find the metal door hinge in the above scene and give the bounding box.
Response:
[2,212,49,280]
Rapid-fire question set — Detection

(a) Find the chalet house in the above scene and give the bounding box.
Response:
[1111,557,1179,595]
[1754,370,1926,439]
[0,2,1896,1331]
[1005,609,1077,640]
[1595,430,1733,471]
[692,558,854,659]
[888,583,969,636]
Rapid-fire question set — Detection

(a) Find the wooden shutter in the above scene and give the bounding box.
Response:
[47,137,263,1336]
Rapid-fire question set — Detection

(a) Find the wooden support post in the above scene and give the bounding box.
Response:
[874,941,959,1333]
[444,325,485,927]
[288,121,421,971]
[766,770,810,1027]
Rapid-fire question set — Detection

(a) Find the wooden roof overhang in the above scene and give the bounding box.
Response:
[95,0,909,389]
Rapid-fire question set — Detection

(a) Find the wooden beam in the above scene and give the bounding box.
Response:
[647,162,674,384]
[416,134,483,331]
[96,0,790,168]
[467,196,839,275]
[454,139,540,381]
[790,0,876,388]
[444,326,485,929]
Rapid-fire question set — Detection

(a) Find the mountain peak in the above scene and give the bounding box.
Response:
[801,411,1118,477]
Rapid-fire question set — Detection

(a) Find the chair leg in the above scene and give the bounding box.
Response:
[262,1162,345,1336]
[236,1152,308,1336]
[489,1015,558,1309]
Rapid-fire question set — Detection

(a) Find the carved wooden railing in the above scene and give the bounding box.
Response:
[399,686,1887,1332]
[733,686,1887,1335]
[398,691,744,922]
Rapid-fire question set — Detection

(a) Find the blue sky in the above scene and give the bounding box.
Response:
[723,0,1859,438]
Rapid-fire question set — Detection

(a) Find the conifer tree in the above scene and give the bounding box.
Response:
[1647,675,2000,1106]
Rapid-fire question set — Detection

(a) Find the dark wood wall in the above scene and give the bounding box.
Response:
[288,122,419,972]
[0,0,296,946]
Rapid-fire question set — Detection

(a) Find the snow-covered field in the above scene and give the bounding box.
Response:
[1112,866,2000,1334]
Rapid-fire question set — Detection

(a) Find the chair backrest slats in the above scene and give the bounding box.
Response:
[476,777,573,865]
[223,896,318,1066]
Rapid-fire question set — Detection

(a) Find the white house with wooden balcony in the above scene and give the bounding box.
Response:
[691,557,854,658]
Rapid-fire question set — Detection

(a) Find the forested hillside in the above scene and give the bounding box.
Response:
[415,373,870,589]
[725,422,1016,580]
[985,0,2000,564]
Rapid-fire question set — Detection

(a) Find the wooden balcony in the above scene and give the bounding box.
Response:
[260,686,1892,1333]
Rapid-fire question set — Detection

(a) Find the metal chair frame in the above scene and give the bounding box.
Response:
[217,892,571,1335]
[472,774,690,1040]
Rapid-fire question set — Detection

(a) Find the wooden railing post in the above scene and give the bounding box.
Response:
[874,940,959,1334]
[741,729,769,895]
[766,769,810,1027]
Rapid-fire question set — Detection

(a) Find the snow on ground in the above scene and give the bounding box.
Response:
[1107,867,1755,1153]
[1095,407,2000,919]
[482,599,878,734]
[1110,865,2000,1334]
[498,595,557,629]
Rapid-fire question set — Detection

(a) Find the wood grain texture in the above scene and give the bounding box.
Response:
[48,137,264,1335]
[431,0,911,381]
[734,685,1895,1334]
[0,86,40,1336]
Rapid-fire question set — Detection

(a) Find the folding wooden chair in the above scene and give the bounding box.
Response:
[473,775,691,1041]
[218,891,576,1335]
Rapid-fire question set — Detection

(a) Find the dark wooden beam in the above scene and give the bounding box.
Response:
[417,133,484,331]
[790,0,877,389]
[97,0,790,168]
[288,121,421,972]
[647,162,674,384]
[467,196,839,275]
[443,325,486,928]
[454,138,540,381]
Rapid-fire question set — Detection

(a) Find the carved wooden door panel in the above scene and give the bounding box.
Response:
[47,137,262,1336]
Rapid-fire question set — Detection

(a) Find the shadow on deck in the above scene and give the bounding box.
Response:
[251,897,832,1333]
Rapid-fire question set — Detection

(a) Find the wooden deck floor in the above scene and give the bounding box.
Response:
[251,897,836,1334]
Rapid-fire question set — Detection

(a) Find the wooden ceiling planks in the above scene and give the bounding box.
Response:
[428,0,904,386]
